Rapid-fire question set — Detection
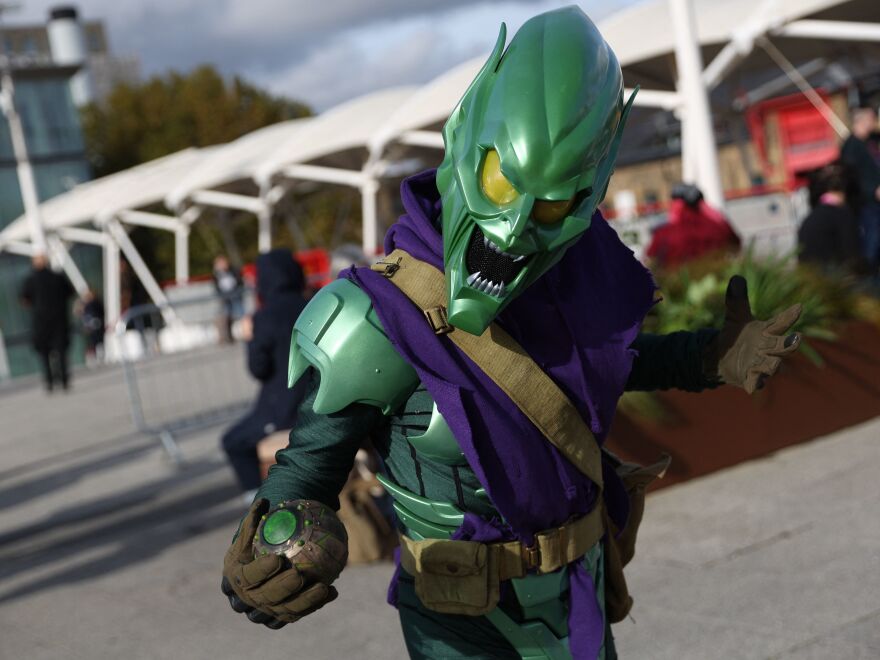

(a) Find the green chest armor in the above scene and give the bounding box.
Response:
[409,402,467,466]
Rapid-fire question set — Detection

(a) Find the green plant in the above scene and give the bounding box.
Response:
[644,249,868,366]
[618,250,876,422]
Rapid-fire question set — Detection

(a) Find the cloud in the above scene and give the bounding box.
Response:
[252,0,629,109]
[11,0,537,72]
[9,0,640,109]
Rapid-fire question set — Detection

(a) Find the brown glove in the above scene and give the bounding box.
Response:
[704,275,802,394]
[221,499,339,629]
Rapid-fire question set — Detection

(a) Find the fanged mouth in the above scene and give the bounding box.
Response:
[465,225,531,297]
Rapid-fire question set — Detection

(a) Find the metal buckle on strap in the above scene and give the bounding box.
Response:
[520,523,572,575]
[521,543,541,572]
[370,257,402,278]
[424,306,453,335]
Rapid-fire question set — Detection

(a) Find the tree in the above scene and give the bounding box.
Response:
[81,65,311,177]
[80,66,312,282]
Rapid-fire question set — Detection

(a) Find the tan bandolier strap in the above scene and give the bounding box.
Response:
[371,248,603,491]
[399,504,605,582]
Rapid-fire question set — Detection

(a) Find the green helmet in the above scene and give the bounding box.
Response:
[436,6,637,335]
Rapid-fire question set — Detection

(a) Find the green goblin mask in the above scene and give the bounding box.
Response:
[436,6,637,335]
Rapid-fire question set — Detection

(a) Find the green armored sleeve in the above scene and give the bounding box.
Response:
[255,369,384,509]
[256,278,421,509]
[289,278,420,415]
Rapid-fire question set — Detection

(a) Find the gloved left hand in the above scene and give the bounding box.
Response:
[704,275,802,393]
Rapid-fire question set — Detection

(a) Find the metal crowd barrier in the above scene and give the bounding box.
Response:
[114,289,258,464]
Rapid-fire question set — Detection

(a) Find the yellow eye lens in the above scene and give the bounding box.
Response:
[532,198,575,225]
[481,149,519,206]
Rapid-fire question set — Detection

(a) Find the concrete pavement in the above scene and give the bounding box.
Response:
[616,414,880,659]
[0,365,878,659]
[0,366,405,660]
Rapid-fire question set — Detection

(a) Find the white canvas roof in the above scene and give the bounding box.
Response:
[368,57,484,158]
[0,147,216,243]
[165,118,311,211]
[599,0,871,86]
[254,86,417,186]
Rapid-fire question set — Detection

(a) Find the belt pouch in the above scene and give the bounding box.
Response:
[403,537,500,616]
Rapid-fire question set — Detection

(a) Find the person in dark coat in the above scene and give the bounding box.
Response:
[221,249,309,496]
[799,162,865,275]
[212,254,244,343]
[840,107,880,274]
[78,289,106,364]
[19,253,76,391]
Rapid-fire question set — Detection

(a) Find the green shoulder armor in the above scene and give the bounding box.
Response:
[288,278,419,415]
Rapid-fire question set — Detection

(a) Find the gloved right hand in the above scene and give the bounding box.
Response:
[703,276,801,394]
[221,499,339,629]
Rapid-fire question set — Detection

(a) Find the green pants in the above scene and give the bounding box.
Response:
[398,571,520,659]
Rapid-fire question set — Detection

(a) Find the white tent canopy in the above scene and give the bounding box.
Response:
[253,86,417,255]
[601,0,847,76]
[0,146,217,325]
[255,86,417,188]
[0,147,212,243]
[368,58,484,159]
[165,118,311,213]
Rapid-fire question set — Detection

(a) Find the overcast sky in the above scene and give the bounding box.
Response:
[10,0,640,110]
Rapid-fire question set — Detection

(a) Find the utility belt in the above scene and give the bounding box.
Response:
[399,504,604,617]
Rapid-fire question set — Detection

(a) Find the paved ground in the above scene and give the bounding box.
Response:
[615,414,880,660]
[0,364,878,659]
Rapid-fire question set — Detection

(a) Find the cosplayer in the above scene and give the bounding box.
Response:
[221,7,802,659]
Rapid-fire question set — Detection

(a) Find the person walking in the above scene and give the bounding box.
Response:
[212,255,244,343]
[19,253,76,391]
[840,106,880,276]
[220,249,309,501]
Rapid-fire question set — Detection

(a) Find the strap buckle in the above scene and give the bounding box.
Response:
[424,306,453,335]
[521,542,541,572]
[371,257,402,278]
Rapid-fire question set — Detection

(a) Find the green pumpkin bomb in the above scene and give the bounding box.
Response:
[253,500,349,585]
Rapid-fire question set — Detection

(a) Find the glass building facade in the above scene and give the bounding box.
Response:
[0,70,96,379]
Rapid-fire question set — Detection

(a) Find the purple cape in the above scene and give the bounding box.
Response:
[344,170,655,658]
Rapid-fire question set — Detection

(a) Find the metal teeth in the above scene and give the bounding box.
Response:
[483,235,520,260]
[467,271,506,297]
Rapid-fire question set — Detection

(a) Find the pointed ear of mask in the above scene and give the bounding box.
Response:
[439,23,507,153]
[594,85,638,205]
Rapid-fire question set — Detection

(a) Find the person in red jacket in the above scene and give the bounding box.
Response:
[646,183,741,267]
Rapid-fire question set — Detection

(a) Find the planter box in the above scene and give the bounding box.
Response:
[607,322,880,490]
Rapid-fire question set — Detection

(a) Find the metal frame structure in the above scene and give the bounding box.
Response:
[634,0,880,207]
[0,147,210,329]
